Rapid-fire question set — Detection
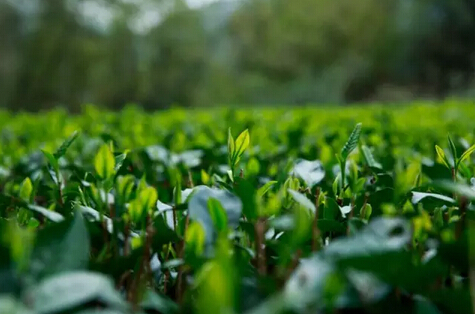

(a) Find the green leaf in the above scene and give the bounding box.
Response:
[235,179,258,220]
[246,157,260,176]
[29,211,89,282]
[116,175,135,202]
[139,186,158,212]
[114,150,128,172]
[227,128,235,164]
[361,145,382,169]
[19,177,33,202]
[28,205,65,222]
[360,203,372,220]
[287,189,316,213]
[234,128,250,160]
[94,144,116,180]
[435,145,451,169]
[140,289,178,314]
[433,180,475,200]
[41,150,59,173]
[186,221,206,256]
[29,271,127,314]
[257,180,278,198]
[54,130,79,159]
[207,198,228,233]
[0,295,34,314]
[201,169,210,185]
[448,135,457,162]
[324,197,340,220]
[457,143,475,167]
[152,214,180,250]
[341,123,362,160]
[188,186,242,244]
[411,191,455,205]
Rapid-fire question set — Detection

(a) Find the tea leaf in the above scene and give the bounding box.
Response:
[94,144,115,180]
[341,123,362,160]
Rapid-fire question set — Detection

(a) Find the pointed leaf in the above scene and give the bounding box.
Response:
[448,135,457,162]
[458,143,475,167]
[114,151,128,172]
[28,205,65,223]
[361,145,382,169]
[435,145,451,169]
[41,150,59,173]
[257,180,278,198]
[234,129,250,159]
[54,130,79,159]
[227,128,235,163]
[341,123,362,160]
[20,177,33,202]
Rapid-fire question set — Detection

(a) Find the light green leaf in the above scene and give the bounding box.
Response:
[227,128,235,163]
[20,177,33,202]
[341,123,362,161]
[201,169,210,185]
[117,175,135,202]
[186,221,206,256]
[207,198,228,233]
[94,144,115,180]
[139,186,158,212]
[41,150,59,173]
[246,157,260,176]
[435,145,451,169]
[234,129,250,159]
[360,203,372,220]
[361,145,382,169]
[257,180,278,198]
[457,143,475,167]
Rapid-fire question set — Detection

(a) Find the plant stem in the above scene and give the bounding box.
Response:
[456,196,468,241]
[176,215,190,303]
[255,218,267,276]
[312,187,321,252]
[346,195,355,236]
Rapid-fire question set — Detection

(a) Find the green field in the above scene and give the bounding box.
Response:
[2,101,475,314]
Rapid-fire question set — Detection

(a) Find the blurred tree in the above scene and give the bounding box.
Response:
[144,5,208,108]
[0,1,22,108]
[408,0,475,99]
[0,0,474,109]
[12,0,94,110]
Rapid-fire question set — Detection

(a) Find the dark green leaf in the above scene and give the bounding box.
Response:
[29,271,127,314]
[54,130,79,159]
[341,123,362,160]
[29,211,90,281]
[188,186,242,244]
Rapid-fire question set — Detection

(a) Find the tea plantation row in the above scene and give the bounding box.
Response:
[2,101,475,314]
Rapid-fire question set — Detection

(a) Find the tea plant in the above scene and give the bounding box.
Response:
[1,102,475,314]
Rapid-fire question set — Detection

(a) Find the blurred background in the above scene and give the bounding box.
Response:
[0,0,475,112]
